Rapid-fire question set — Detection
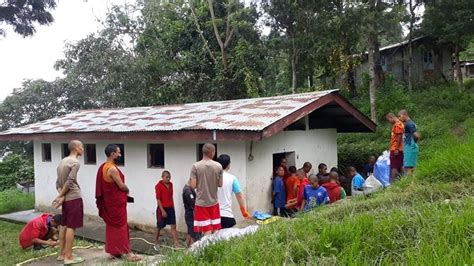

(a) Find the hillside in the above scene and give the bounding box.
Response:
[167,83,474,265]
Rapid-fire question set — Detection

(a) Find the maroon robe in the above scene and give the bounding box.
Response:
[95,162,130,255]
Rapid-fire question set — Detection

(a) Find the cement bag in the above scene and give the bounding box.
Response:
[190,225,259,253]
[374,151,391,187]
[363,174,383,195]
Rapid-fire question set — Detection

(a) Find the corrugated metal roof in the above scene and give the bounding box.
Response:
[380,36,425,52]
[0,90,338,135]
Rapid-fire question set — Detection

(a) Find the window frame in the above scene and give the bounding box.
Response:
[422,50,434,70]
[84,144,97,165]
[61,143,70,158]
[147,143,165,169]
[115,144,125,166]
[41,143,52,162]
[196,143,218,161]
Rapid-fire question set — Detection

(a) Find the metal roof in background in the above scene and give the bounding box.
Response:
[0,90,338,135]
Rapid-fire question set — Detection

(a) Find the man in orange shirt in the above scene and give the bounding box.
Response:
[386,113,404,183]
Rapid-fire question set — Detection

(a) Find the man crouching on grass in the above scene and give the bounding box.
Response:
[19,213,61,250]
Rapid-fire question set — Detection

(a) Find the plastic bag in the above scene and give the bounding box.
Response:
[190,225,259,253]
[363,174,383,194]
[374,151,391,187]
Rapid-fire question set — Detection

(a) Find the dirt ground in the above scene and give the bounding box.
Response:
[23,247,166,265]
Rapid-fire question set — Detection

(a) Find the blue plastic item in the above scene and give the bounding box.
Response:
[374,152,391,187]
[252,211,272,220]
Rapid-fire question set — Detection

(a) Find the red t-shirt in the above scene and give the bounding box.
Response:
[155,180,174,208]
[19,213,50,249]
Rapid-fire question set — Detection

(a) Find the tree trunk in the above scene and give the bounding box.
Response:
[220,46,228,69]
[368,33,381,124]
[455,43,464,92]
[291,37,297,93]
[347,60,357,97]
[407,0,414,91]
[208,0,233,70]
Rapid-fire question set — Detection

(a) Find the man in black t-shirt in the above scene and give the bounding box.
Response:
[182,184,200,247]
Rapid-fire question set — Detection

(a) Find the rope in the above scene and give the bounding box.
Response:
[130,237,185,251]
[16,244,94,266]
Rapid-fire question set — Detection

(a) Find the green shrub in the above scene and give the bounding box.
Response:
[376,75,414,122]
[0,190,34,214]
[464,78,474,90]
[0,154,34,191]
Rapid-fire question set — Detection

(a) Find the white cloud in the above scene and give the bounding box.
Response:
[0,0,133,101]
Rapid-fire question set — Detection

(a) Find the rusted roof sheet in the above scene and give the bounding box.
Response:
[0,90,338,135]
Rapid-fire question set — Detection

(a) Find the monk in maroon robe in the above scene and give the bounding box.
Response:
[95,144,141,261]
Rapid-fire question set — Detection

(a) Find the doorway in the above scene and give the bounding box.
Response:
[272,151,296,169]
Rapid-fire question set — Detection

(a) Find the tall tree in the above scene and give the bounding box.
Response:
[0,0,56,37]
[423,0,474,91]
[262,0,328,93]
[0,79,66,158]
[357,0,405,123]
[406,0,423,91]
[207,0,234,70]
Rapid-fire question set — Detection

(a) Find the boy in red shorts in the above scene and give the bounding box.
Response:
[386,113,405,183]
[155,170,180,248]
[190,143,223,235]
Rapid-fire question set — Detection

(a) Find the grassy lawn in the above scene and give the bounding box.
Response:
[0,189,35,215]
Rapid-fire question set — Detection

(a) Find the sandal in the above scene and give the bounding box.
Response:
[125,254,142,262]
[58,253,77,261]
[64,256,85,265]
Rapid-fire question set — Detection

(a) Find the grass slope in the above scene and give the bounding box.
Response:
[167,84,474,265]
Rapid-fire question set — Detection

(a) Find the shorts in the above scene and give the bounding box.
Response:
[186,222,200,239]
[274,207,288,217]
[61,198,84,229]
[390,151,404,170]
[403,143,419,168]
[220,217,236,229]
[193,204,221,233]
[156,207,176,229]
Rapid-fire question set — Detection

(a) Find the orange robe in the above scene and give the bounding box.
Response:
[95,162,130,256]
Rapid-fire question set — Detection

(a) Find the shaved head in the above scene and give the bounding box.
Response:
[202,143,216,158]
[386,113,396,119]
[68,140,84,157]
[398,109,410,122]
[68,140,83,152]
[309,174,319,184]
[398,109,408,116]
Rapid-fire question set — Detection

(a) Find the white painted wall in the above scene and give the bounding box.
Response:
[245,129,338,214]
[33,140,248,232]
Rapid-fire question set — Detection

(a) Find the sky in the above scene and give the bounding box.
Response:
[0,0,134,101]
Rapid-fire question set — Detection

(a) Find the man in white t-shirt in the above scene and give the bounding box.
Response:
[216,154,249,228]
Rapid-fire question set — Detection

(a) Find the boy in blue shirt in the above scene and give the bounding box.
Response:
[272,166,287,217]
[300,174,329,212]
[348,166,365,196]
[398,109,420,175]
